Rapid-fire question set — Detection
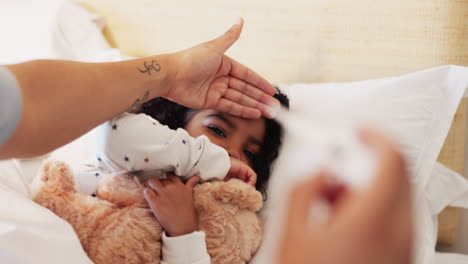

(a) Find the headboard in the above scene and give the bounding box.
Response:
[75,0,468,245]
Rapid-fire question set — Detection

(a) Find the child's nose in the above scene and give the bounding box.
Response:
[226,145,241,160]
[219,139,241,160]
[228,151,240,160]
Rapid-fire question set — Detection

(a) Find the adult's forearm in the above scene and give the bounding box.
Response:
[0,20,279,159]
[0,55,171,159]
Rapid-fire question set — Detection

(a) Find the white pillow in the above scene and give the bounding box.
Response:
[252,65,468,264]
[0,0,109,64]
[0,0,65,64]
[54,1,111,60]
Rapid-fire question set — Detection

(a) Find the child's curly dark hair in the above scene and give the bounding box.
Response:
[138,90,289,199]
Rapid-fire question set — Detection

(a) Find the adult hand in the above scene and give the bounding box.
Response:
[143,174,200,237]
[277,129,413,264]
[164,18,279,119]
[0,18,278,159]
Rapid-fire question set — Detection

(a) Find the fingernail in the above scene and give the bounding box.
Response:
[266,100,280,118]
[266,106,278,119]
[147,180,156,189]
[357,128,370,143]
[234,16,243,26]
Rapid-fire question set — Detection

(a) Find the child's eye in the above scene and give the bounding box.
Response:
[244,150,255,162]
[208,125,226,137]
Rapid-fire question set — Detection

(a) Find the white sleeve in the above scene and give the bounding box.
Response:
[95,113,230,182]
[72,161,101,196]
[160,231,211,264]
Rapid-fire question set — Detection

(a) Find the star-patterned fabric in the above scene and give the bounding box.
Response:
[75,113,230,195]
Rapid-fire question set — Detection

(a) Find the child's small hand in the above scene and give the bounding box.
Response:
[225,157,257,186]
[143,174,200,237]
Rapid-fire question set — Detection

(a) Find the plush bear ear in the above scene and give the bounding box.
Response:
[31,160,78,196]
[195,179,263,212]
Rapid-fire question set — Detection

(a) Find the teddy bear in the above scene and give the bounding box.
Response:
[31,160,263,264]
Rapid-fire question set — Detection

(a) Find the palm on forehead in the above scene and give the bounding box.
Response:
[164,19,278,119]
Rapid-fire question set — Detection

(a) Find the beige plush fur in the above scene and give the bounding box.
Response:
[32,160,263,264]
[194,180,263,264]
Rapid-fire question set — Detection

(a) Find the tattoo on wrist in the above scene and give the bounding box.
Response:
[127,89,150,113]
[138,60,161,75]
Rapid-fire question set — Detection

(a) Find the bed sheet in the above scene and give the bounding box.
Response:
[0,1,105,263]
[0,160,93,264]
[0,0,65,64]
[435,252,468,264]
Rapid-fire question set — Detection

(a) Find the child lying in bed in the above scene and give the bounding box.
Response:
[76,90,289,263]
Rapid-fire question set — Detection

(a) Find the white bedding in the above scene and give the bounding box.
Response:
[0,0,65,64]
[0,1,98,263]
[436,252,468,264]
[0,160,93,264]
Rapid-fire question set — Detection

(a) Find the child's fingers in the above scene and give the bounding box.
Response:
[227,158,257,185]
[147,178,165,194]
[246,177,256,186]
[166,173,182,184]
[143,187,160,214]
[185,176,200,191]
[228,158,241,175]
[245,168,257,186]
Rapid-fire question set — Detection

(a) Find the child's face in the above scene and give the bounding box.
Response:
[184,110,266,169]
